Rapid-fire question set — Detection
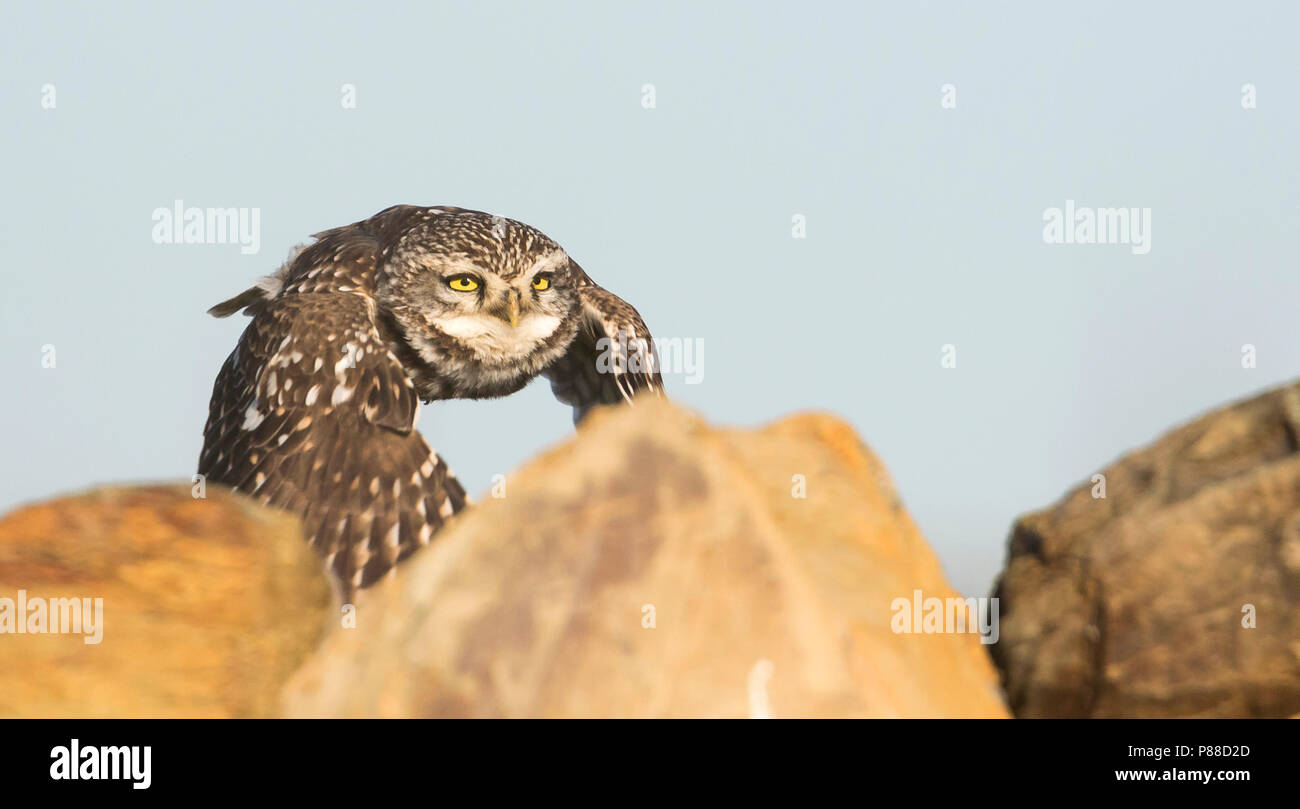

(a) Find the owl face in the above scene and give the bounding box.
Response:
[375,211,583,399]
[419,249,574,357]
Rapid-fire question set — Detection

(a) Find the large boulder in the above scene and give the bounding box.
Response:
[992,383,1300,717]
[284,399,1008,718]
[0,485,332,718]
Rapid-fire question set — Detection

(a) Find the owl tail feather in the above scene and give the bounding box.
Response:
[207,286,268,318]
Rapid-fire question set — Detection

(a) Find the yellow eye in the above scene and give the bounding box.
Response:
[532,275,551,291]
[447,275,479,292]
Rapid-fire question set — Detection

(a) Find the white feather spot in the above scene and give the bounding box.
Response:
[305,384,321,406]
[241,404,266,430]
[255,272,285,297]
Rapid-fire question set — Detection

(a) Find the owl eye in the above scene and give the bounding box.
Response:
[446,275,479,292]
[531,274,552,291]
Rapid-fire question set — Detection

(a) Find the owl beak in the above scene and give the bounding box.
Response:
[493,289,522,328]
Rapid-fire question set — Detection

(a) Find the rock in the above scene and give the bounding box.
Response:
[0,485,332,718]
[992,383,1300,717]
[284,399,1008,718]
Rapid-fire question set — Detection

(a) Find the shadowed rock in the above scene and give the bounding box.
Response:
[992,383,1300,717]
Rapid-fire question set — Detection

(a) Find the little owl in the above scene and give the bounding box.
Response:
[198,205,663,600]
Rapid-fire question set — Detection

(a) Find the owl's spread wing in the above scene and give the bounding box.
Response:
[543,274,664,424]
[198,292,468,599]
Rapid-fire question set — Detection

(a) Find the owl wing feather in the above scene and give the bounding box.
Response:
[543,267,664,424]
[198,291,468,601]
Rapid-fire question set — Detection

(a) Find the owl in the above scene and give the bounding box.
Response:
[198,205,663,600]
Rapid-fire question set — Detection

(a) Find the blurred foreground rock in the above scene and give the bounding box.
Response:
[0,486,332,718]
[992,383,1300,717]
[285,399,1008,718]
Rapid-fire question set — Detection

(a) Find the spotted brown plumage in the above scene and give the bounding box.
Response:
[544,266,664,424]
[199,205,663,600]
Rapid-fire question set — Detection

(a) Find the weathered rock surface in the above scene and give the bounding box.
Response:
[992,383,1300,717]
[0,486,332,718]
[284,399,1008,718]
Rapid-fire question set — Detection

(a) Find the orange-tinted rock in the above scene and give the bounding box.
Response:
[0,485,331,718]
[285,399,1009,718]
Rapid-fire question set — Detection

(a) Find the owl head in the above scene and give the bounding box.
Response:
[374,209,585,400]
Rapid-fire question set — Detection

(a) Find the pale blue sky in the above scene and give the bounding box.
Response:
[3,1,1298,595]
